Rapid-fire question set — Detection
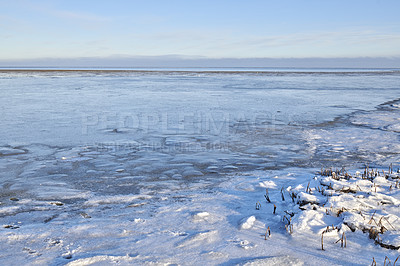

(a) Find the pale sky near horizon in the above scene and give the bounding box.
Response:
[1,0,400,60]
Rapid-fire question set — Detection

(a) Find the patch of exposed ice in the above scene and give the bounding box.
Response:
[0,147,26,156]
[84,194,152,206]
[182,169,204,178]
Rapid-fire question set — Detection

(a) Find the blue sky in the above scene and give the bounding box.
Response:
[1,0,400,60]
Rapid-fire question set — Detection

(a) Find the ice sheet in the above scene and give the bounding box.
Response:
[1,70,400,265]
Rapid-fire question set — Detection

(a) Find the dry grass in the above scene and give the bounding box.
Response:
[335,232,347,248]
[264,226,271,240]
[264,188,271,203]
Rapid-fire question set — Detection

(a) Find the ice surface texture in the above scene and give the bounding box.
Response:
[1,69,400,264]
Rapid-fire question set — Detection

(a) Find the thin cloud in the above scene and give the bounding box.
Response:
[230,30,400,49]
[123,28,400,57]
[25,2,112,23]
[50,9,111,22]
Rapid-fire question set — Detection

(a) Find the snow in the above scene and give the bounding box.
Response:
[240,255,304,266]
[239,216,257,230]
[65,255,137,266]
[259,180,277,189]
[1,69,400,265]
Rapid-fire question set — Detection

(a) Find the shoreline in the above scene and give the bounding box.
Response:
[0,67,399,75]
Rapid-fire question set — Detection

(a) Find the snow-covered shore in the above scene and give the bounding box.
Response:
[1,167,399,265]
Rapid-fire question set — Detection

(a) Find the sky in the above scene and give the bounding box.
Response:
[1,0,400,62]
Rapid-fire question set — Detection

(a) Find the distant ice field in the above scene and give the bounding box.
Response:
[1,69,400,193]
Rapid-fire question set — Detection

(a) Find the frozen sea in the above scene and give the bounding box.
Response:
[1,68,400,265]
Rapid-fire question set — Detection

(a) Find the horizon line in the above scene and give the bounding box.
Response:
[1,56,400,68]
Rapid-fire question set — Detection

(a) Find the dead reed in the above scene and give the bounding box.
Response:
[264,226,271,240]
